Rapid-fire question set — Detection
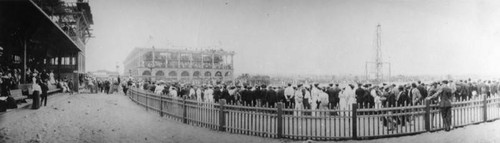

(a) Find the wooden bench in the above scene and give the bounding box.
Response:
[13,84,62,103]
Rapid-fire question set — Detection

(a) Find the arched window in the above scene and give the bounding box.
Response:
[193,71,200,77]
[142,71,151,76]
[204,71,211,77]
[215,71,222,77]
[181,71,189,77]
[168,71,177,77]
[225,72,231,77]
[155,71,164,76]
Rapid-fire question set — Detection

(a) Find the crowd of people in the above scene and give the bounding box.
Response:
[126,78,499,131]
[130,79,498,108]
[0,65,79,110]
[81,76,122,95]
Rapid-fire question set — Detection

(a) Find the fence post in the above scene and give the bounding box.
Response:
[145,93,149,111]
[277,102,283,138]
[483,95,488,122]
[352,103,358,140]
[424,99,431,131]
[160,96,164,117]
[183,96,188,124]
[219,99,226,132]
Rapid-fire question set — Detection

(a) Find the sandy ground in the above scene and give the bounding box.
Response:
[0,92,499,143]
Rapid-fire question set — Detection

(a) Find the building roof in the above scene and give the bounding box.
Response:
[124,47,235,64]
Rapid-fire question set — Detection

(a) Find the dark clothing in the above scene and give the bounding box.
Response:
[397,90,410,107]
[327,87,340,108]
[417,85,428,100]
[441,106,452,131]
[386,91,397,107]
[364,89,374,108]
[435,86,453,107]
[213,89,221,103]
[221,89,230,102]
[32,91,40,109]
[259,89,267,106]
[355,88,365,105]
[105,81,111,94]
[41,82,49,106]
[1,77,12,96]
[430,86,454,131]
[240,89,250,105]
[68,81,74,92]
[277,89,285,103]
[266,89,277,107]
[247,90,255,106]
[122,84,128,95]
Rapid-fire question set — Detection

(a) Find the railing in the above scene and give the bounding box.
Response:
[128,88,500,141]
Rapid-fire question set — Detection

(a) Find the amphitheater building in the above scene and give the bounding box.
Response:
[123,47,235,83]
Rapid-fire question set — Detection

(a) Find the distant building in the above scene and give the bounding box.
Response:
[88,70,119,79]
[123,47,235,83]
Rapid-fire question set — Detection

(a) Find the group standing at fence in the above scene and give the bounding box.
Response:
[128,79,499,111]
[125,78,500,140]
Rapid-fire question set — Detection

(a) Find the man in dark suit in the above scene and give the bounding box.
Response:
[462,80,471,100]
[248,86,257,106]
[213,86,221,103]
[40,79,49,107]
[326,83,340,115]
[266,86,277,108]
[326,84,337,109]
[259,85,268,106]
[417,81,428,100]
[221,85,230,103]
[355,83,365,107]
[427,80,454,131]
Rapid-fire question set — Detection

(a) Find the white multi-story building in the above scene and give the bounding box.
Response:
[123,47,235,83]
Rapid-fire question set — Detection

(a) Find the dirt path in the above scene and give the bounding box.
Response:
[0,93,282,143]
[0,93,499,143]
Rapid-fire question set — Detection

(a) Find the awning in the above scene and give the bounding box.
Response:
[0,0,82,54]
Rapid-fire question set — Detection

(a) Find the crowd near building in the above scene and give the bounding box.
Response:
[123,47,235,84]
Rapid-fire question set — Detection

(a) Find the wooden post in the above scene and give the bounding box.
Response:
[483,95,488,122]
[160,96,164,117]
[352,103,358,140]
[183,96,188,124]
[145,93,149,111]
[219,99,226,131]
[277,102,283,138]
[424,99,431,131]
[22,39,27,83]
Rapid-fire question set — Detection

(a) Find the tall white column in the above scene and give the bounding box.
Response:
[211,54,214,69]
[177,53,181,68]
[231,54,234,69]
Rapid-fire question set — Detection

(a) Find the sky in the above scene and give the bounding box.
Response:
[84,0,500,77]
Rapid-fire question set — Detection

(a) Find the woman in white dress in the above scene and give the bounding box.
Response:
[339,84,356,116]
[49,71,55,85]
[196,87,203,102]
[204,86,214,103]
[346,84,357,107]
[293,86,304,116]
[339,85,355,110]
